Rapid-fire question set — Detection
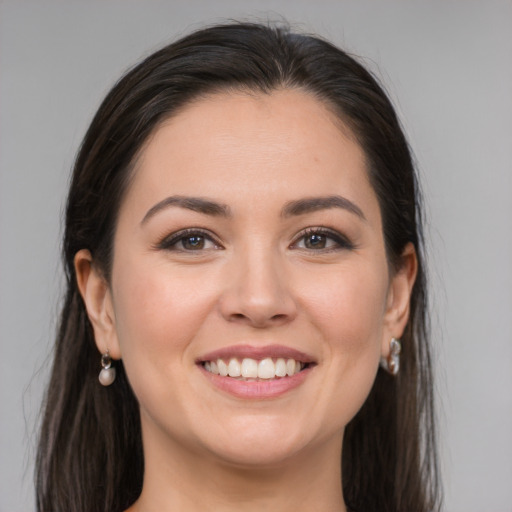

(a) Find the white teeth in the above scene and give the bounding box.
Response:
[275,358,287,377]
[241,358,258,378]
[228,358,241,377]
[217,359,228,376]
[204,357,306,379]
[258,358,275,379]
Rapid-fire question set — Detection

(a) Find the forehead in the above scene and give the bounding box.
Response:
[122,89,378,221]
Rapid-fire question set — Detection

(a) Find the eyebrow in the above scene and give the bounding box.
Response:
[141,196,231,224]
[141,194,366,225]
[281,195,366,221]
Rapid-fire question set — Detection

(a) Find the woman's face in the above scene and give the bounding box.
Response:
[85,89,413,467]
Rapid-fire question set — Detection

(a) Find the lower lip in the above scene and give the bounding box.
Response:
[198,365,311,399]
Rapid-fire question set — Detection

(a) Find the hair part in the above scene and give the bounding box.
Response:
[36,21,440,512]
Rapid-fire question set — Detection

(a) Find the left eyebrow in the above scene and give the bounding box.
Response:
[281,195,366,221]
[141,195,231,225]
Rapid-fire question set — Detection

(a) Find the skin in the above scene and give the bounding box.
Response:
[75,89,417,512]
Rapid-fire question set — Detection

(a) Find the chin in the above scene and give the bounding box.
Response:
[209,441,305,469]
[196,415,318,468]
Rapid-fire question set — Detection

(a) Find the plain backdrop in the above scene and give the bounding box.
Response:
[1,1,511,511]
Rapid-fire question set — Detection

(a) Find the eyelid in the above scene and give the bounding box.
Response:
[155,228,223,251]
[154,226,353,252]
[290,226,355,251]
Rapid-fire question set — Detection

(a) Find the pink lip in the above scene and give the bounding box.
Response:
[196,344,316,400]
[197,344,315,363]
[198,364,312,399]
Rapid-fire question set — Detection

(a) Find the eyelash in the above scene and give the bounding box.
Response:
[156,228,222,252]
[156,226,354,253]
[291,227,355,252]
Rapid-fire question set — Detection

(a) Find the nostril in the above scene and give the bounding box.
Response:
[227,311,290,328]
[230,313,247,321]
[221,287,297,327]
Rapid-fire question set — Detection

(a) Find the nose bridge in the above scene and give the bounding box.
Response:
[220,237,296,327]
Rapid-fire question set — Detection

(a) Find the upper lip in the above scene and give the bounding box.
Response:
[197,344,316,364]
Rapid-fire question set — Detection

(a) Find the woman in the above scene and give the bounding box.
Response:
[36,22,440,512]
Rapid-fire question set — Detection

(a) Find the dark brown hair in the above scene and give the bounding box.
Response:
[36,22,440,512]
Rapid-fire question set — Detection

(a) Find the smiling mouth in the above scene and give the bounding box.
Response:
[201,357,312,380]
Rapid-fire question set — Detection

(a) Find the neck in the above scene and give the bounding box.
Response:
[128,422,347,512]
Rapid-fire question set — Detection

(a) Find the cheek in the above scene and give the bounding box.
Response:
[108,259,224,432]
[110,259,217,369]
[296,261,389,424]
[299,261,389,354]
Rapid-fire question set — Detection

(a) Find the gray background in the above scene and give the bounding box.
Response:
[1,1,511,511]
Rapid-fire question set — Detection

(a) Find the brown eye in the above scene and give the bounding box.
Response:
[292,228,354,252]
[158,229,221,252]
[181,235,206,250]
[304,233,327,249]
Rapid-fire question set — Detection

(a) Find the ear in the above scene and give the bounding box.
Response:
[74,249,121,359]
[381,242,418,357]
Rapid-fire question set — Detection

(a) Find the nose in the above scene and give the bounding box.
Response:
[218,245,297,328]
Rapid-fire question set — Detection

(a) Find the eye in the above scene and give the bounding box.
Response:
[291,228,354,252]
[157,229,221,252]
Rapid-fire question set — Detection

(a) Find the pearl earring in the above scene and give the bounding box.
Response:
[98,350,116,386]
[380,337,401,376]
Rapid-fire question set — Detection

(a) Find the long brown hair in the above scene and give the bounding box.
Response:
[36,22,441,512]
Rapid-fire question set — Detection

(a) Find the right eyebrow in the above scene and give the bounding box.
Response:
[140,195,231,225]
[281,195,366,221]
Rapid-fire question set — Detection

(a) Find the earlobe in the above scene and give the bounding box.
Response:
[382,243,418,355]
[74,249,121,359]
